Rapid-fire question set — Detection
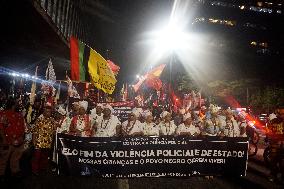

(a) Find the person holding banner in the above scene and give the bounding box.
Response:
[31,104,57,175]
[237,111,248,137]
[224,108,240,137]
[94,104,120,137]
[69,101,92,137]
[55,106,70,134]
[121,108,144,136]
[70,100,80,117]
[174,108,186,126]
[142,110,159,136]
[203,105,221,136]
[90,104,103,128]
[176,113,200,136]
[158,111,177,136]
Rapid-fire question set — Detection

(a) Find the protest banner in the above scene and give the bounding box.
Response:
[57,134,248,178]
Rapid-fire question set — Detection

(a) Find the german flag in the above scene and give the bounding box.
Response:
[70,36,91,81]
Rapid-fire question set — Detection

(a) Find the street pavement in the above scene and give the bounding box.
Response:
[1,142,283,189]
[1,159,282,189]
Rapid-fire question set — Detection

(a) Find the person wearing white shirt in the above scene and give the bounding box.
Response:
[158,111,177,136]
[90,104,103,127]
[238,111,247,137]
[69,101,92,137]
[224,108,240,137]
[176,113,200,136]
[56,106,71,134]
[94,104,120,137]
[142,110,159,136]
[121,108,144,136]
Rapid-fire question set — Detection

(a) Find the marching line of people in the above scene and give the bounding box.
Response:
[1,98,250,178]
[53,101,248,138]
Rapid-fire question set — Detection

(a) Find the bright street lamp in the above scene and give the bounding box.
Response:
[153,23,188,54]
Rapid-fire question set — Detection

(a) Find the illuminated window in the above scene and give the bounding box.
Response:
[208,18,236,26]
[257,49,270,54]
[257,2,263,7]
[259,42,268,48]
[250,41,257,46]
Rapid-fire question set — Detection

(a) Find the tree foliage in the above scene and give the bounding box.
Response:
[206,79,257,106]
[176,74,199,94]
[250,87,284,113]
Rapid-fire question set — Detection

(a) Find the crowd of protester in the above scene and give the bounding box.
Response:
[0,90,283,183]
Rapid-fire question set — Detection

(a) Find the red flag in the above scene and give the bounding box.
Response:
[70,37,80,81]
[148,64,166,77]
[145,75,162,91]
[107,60,120,75]
[169,84,181,109]
[133,64,166,92]
[133,75,147,92]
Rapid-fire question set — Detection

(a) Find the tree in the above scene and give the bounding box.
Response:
[250,87,284,113]
[206,79,257,106]
[176,74,199,94]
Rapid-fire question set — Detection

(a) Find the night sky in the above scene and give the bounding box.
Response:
[0,0,283,93]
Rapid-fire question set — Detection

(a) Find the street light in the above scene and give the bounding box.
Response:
[153,23,188,54]
[150,22,188,83]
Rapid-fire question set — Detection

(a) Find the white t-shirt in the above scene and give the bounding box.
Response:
[122,120,144,136]
[224,118,240,137]
[90,114,103,127]
[176,123,200,136]
[238,121,247,137]
[95,116,120,137]
[143,122,159,136]
[159,121,177,136]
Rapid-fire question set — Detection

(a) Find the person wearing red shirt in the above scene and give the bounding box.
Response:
[0,99,25,178]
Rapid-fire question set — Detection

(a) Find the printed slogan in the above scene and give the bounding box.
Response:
[57,134,248,178]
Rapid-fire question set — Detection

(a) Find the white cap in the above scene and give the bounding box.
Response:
[90,108,96,115]
[72,101,79,106]
[143,110,152,118]
[45,102,52,107]
[269,113,277,121]
[239,111,247,119]
[131,108,143,117]
[57,106,66,115]
[131,108,140,117]
[79,100,88,111]
[96,103,103,108]
[179,108,186,115]
[160,111,170,119]
[183,113,192,121]
[104,104,114,113]
[201,106,207,110]
[209,104,219,114]
[226,107,233,115]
